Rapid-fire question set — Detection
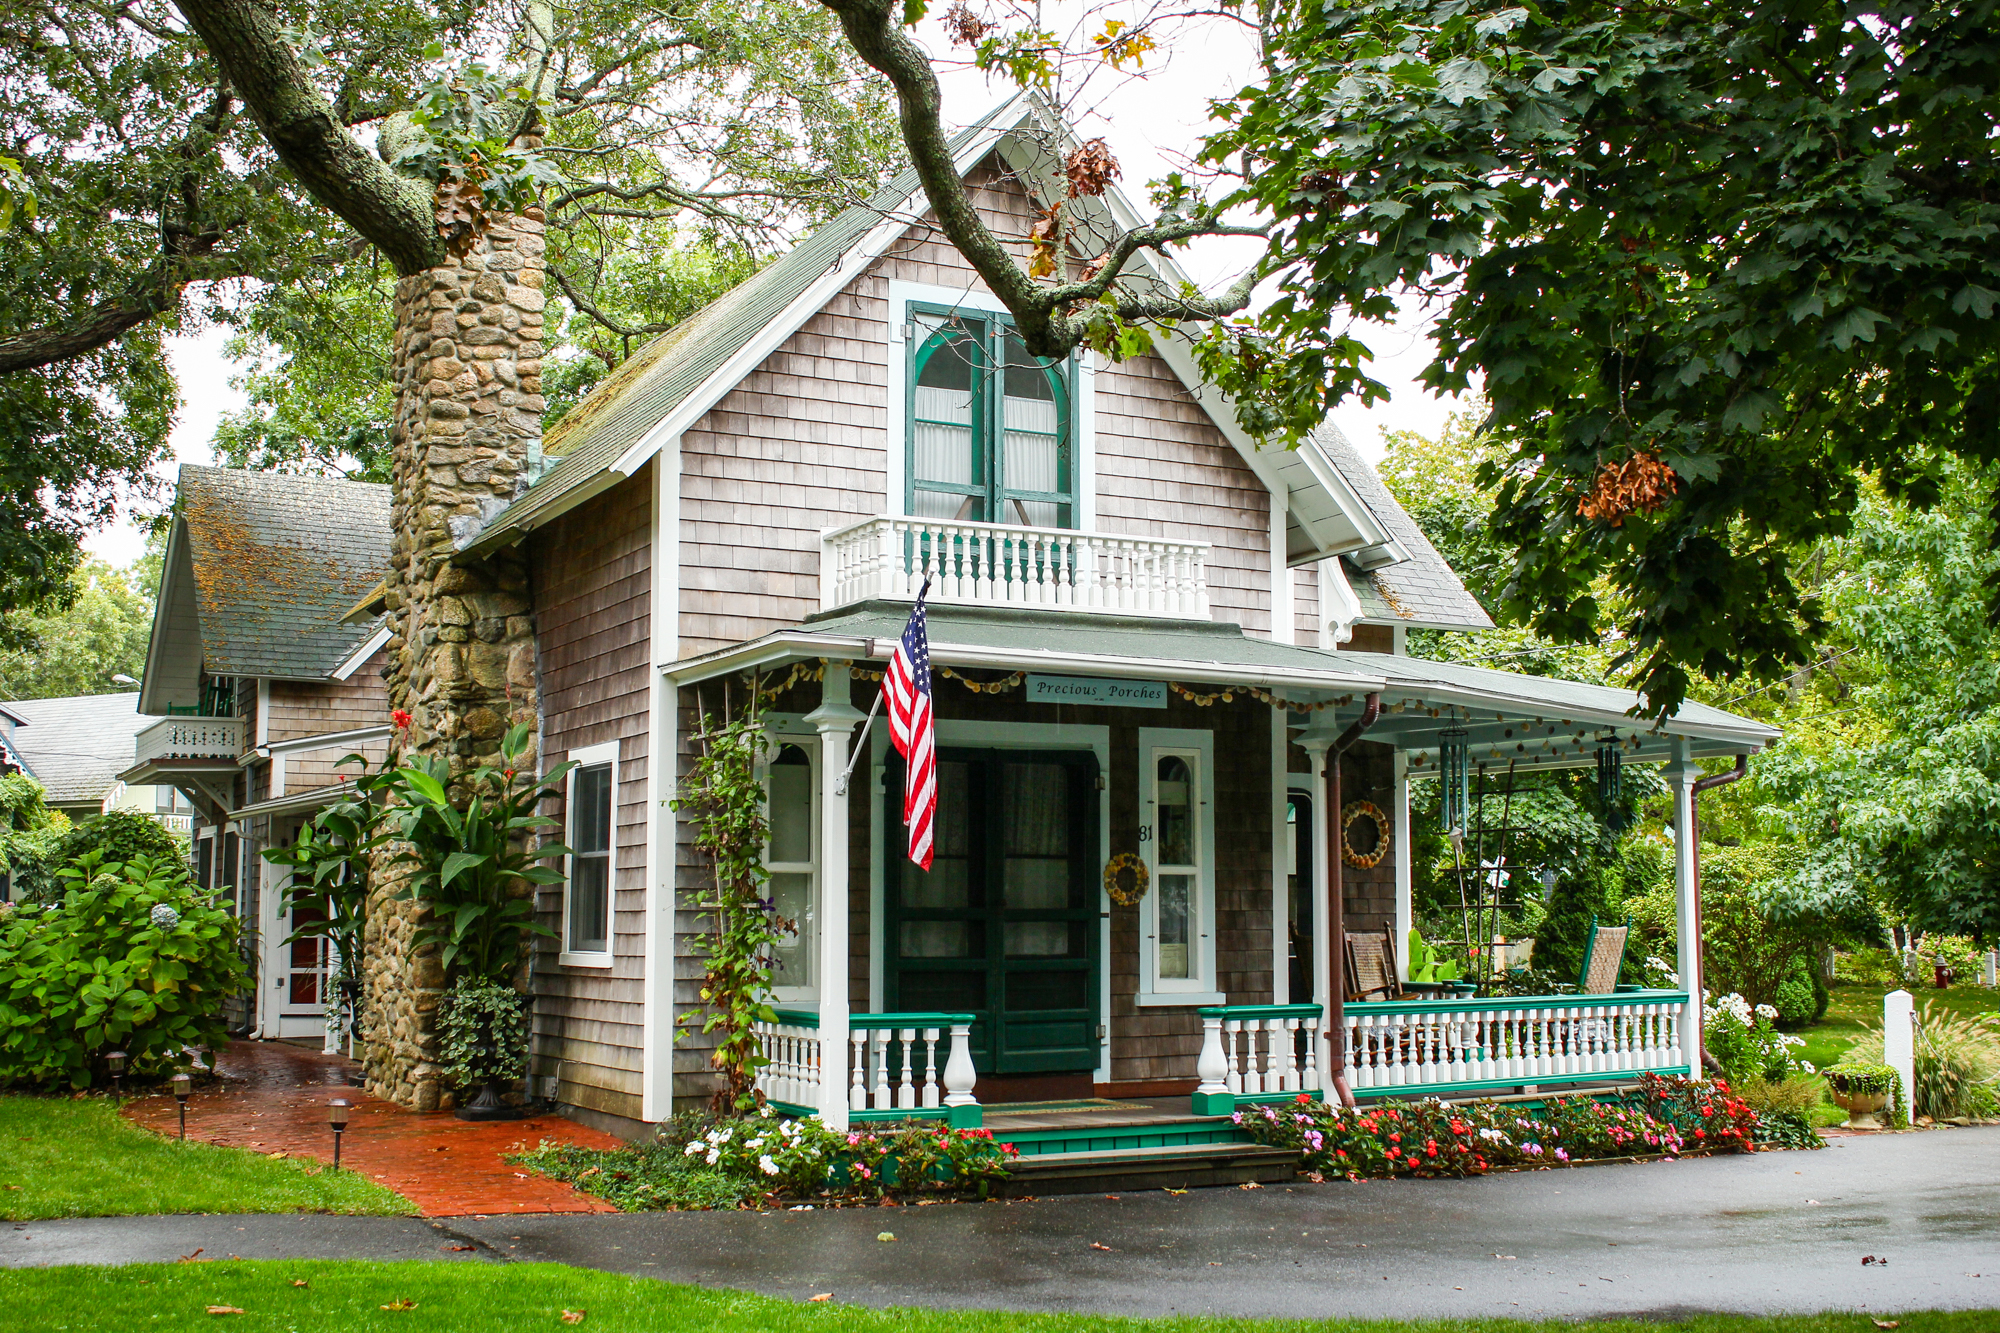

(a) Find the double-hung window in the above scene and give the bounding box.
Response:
[563,742,617,965]
[908,305,1076,529]
[764,740,818,1000]
[1138,728,1219,1003]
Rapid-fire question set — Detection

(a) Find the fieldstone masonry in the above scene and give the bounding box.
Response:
[363,210,548,1110]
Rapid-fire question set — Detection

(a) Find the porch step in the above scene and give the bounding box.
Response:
[1000,1141,1300,1196]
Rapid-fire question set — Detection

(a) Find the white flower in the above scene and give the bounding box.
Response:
[705,1149,721,1165]
[149,903,181,929]
[1754,1003,1779,1020]
[683,1142,701,1157]
[759,1154,779,1176]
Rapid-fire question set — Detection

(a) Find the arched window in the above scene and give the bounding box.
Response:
[908,307,1074,528]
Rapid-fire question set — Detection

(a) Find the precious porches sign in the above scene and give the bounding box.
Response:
[1025,675,1167,708]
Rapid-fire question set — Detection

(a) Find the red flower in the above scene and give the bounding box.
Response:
[1296,1093,1312,1104]
[1388,1133,1401,1143]
[392,708,413,730]
[1386,1147,1400,1158]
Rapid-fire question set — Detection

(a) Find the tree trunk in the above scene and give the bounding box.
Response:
[361,213,548,1110]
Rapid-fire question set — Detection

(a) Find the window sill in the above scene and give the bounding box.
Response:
[559,951,615,969]
[1134,990,1226,1008]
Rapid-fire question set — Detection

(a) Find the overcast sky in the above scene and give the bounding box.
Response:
[85,10,1469,567]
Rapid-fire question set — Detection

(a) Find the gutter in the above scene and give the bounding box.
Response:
[1326,691,1382,1110]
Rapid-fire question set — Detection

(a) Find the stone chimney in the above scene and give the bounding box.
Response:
[363,210,547,1109]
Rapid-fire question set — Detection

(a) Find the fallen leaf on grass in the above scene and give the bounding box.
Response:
[1090,1243,1113,1251]
[1873,1322,1899,1329]
[291,1281,309,1289]
[205,1307,243,1316]
[266,1151,288,1160]
[178,1250,205,1264]
[808,1294,833,1303]
[380,1299,417,1311]
[560,1310,586,1324]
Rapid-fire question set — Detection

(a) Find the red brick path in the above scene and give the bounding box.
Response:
[120,1041,623,1216]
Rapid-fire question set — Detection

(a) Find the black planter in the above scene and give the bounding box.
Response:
[455,1077,537,1121]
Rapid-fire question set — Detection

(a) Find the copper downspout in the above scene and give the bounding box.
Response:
[1689,753,1748,1071]
[1327,692,1383,1109]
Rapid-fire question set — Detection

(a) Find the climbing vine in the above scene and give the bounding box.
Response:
[672,686,791,1115]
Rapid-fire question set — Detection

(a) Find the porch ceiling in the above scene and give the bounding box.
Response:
[667,602,1778,766]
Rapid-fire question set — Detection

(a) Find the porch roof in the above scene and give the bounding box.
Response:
[666,603,1778,765]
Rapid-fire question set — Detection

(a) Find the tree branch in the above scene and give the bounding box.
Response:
[171,0,444,275]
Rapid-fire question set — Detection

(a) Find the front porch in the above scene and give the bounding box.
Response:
[667,601,1774,1136]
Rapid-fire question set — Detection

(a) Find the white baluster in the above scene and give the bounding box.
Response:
[1302,1015,1320,1095]
[921,1028,941,1108]
[1224,1020,1244,1095]
[871,1029,892,1110]
[897,1029,917,1110]
[1195,1013,1229,1110]
[1280,1018,1300,1092]
[943,1021,978,1109]
[850,1029,868,1112]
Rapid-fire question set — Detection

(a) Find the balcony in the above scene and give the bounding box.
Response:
[822,516,1211,620]
[132,715,245,769]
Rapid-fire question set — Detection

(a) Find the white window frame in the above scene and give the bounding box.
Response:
[561,741,619,967]
[760,727,820,1004]
[885,279,1097,532]
[1137,727,1221,1005]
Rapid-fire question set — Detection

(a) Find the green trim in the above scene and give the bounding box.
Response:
[1349,1069,1662,1100]
[1198,1003,1324,1020]
[1347,988,1688,1016]
[852,1012,977,1030]
[768,1008,820,1028]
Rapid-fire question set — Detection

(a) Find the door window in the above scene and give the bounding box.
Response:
[765,742,817,997]
[1140,729,1218,1000]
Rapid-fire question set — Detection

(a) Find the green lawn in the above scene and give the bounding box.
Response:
[1796,983,2000,1072]
[0,1095,413,1221]
[0,1261,1988,1333]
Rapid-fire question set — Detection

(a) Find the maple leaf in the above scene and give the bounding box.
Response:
[1065,139,1120,199]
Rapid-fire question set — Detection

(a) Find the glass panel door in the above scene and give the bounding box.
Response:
[885,748,1099,1074]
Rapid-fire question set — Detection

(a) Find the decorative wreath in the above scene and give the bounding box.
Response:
[1104,852,1150,907]
[1341,799,1391,870]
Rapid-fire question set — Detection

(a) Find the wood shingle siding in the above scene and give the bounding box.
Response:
[266,662,389,746]
[529,464,653,1123]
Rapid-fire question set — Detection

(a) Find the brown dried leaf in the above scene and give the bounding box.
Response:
[1577,450,1679,526]
[560,1310,586,1324]
[808,1293,833,1302]
[941,0,993,46]
[380,1299,417,1311]
[434,179,488,258]
[1065,138,1120,199]
[205,1307,243,1316]
[1027,203,1063,280]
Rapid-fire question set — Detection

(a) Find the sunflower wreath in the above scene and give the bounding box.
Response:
[1341,800,1391,870]
[1104,851,1150,906]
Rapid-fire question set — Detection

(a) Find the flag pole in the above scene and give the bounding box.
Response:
[834,687,882,797]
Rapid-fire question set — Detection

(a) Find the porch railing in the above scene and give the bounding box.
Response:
[1193,1004,1325,1115]
[132,714,245,767]
[1339,990,1691,1098]
[821,515,1211,620]
[755,1008,981,1126]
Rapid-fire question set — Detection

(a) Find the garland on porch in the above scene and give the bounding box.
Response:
[750,659,1025,701]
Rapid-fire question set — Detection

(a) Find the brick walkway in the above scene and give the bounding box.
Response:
[120,1041,624,1216]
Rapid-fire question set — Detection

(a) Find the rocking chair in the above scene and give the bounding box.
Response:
[1343,928,1465,1002]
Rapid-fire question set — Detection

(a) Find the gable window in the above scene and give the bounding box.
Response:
[909,306,1075,529]
[765,740,818,999]
[1138,728,1220,1004]
[563,742,617,964]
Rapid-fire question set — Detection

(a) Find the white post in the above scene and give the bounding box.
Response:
[1984,949,1998,988]
[1392,749,1412,982]
[942,1021,979,1126]
[1193,1012,1231,1115]
[809,663,865,1131]
[1666,739,1703,1078]
[1884,988,1915,1124]
[1271,708,1291,1003]
[1295,731,1337,1082]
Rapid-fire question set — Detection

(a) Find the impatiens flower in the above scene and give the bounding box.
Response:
[759,1154,779,1176]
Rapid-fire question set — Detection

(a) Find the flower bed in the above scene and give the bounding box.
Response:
[1234,1074,1809,1182]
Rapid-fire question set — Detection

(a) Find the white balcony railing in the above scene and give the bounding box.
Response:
[132,715,244,767]
[822,515,1211,620]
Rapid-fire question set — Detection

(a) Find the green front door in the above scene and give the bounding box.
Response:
[884,748,1100,1074]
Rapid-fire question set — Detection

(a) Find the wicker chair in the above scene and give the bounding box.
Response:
[1576,915,1632,994]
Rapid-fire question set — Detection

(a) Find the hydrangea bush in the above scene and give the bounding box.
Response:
[1704,991,1813,1084]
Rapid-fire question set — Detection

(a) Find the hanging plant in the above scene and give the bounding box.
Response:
[672,684,793,1116]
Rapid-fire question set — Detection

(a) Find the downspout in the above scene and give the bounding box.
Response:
[1327,692,1382,1109]
[1689,753,1748,1073]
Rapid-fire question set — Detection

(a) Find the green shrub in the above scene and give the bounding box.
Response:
[1736,1072,1823,1117]
[0,774,68,903]
[0,853,246,1089]
[436,981,528,1090]
[1837,947,1906,989]
[47,810,185,881]
[1771,954,1829,1027]
[507,1139,759,1211]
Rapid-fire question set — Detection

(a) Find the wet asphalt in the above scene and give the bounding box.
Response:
[8,1127,1997,1321]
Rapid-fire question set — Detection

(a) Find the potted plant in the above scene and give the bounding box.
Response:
[384,721,573,1120]
[1825,1063,1901,1130]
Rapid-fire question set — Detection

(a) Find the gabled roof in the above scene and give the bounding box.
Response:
[3,692,149,806]
[140,466,390,711]
[1311,424,1494,632]
[459,95,1406,569]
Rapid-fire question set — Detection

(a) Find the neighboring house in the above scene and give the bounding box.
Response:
[0,692,173,822]
[133,97,1776,1154]
[119,466,394,1040]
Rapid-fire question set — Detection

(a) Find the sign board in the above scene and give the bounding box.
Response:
[1025,675,1167,709]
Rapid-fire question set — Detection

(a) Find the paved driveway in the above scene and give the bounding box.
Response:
[10,1128,1996,1321]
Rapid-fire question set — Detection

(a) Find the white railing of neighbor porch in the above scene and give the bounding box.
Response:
[1338,991,1690,1096]
[754,1009,979,1121]
[821,516,1211,620]
[132,715,245,766]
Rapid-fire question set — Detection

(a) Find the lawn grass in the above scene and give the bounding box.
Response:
[1794,983,1999,1072]
[1,1261,1989,1333]
[0,1095,413,1221]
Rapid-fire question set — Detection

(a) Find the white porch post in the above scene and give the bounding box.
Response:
[808,662,865,1131]
[1667,738,1703,1077]
[1392,750,1412,982]
[1297,730,1335,1081]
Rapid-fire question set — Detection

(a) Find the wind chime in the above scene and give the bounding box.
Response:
[1596,738,1628,832]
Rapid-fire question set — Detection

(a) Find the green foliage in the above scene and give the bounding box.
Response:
[45,810,186,890]
[0,852,246,1089]
[506,1138,760,1211]
[0,558,154,700]
[1698,846,1828,1014]
[671,697,788,1115]
[1208,0,2000,714]
[1825,1061,1908,1128]
[0,776,67,903]
[676,1110,1018,1202]
[436,980,529,1089]
[382,722,568,985]
[1703,993,1813,1085]
[1634,1074,1762,1152]
[1771,955,1829,1029]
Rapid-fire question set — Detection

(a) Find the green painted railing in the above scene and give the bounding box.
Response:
[755,1008,983,1128]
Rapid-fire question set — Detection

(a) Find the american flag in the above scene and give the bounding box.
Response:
[884,582,936,871]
